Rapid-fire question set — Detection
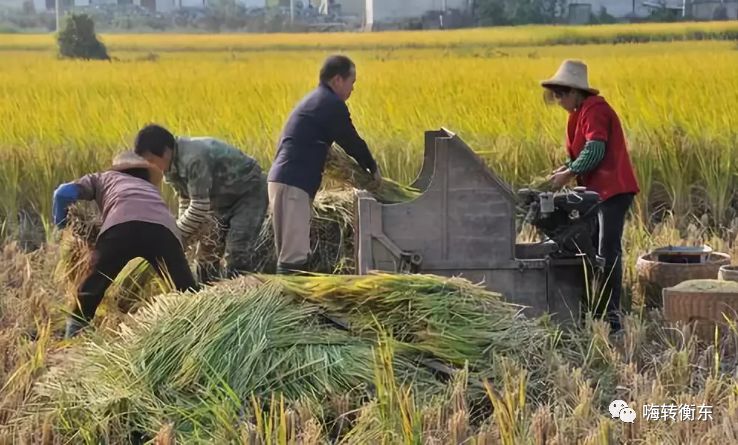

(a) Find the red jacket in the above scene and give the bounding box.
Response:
[566,96,640,201]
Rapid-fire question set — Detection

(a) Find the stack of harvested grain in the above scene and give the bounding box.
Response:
[272,273,544,368]
[243,190,357,274]
[26,273,564,443]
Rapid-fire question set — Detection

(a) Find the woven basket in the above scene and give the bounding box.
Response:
[663,281,738,340]
[718,265,738,282]
[636,252,731,308]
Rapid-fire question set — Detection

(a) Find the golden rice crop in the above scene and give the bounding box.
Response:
[3,20,738,51]
[1,27,737,234]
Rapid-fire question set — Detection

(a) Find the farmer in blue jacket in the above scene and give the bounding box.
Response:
[268,54,381,274]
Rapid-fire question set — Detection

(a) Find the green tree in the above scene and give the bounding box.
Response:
[57,13,109,61]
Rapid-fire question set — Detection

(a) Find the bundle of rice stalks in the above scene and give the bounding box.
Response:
[268,273,577,407]
[56,202,101,288]
[182,212,226,263]
[270,273,555,371]
[243,190,357,274]
[528,175,556,193]
[27,278,441,442]
[324,145,421,204]
[66,201,101,244]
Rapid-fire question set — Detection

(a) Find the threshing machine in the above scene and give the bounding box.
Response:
[355,128,603,323]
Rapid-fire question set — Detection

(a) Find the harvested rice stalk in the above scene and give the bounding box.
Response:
[324,145,421,204]
[269,273,554,370]
[66,201,101,244]
[528,175,556,192]
[182,212,225,265]
[243,190,357,274]
[269,273,573,404]
[57,202,100,289]
[30,280,442,442]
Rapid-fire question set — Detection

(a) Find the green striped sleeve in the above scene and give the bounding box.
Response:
[569,140,605,174]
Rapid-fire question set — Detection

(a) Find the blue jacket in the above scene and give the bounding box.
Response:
[268,83,377,198]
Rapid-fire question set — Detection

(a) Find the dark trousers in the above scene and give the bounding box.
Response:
[593,193,635,327]
[73,221,199,322]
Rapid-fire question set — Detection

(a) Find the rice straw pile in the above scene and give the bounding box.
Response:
[23,273,567,442]
[270,273,565,402]
[272,273,544,368]
[28,276,452,442]
[243,190,357,274]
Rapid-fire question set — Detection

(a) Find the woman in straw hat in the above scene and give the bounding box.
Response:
[52,151,199,338]
[541,59,640,332]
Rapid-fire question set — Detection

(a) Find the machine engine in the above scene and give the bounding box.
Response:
[517,187,601,260]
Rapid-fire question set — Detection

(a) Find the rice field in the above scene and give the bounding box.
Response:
[2,21,738,443]
[1,26,738,238]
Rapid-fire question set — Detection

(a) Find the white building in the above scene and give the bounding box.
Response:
[588,0,653,16]
[567,0,686,22]
[689,0,738,19]
[236,0,266,7]
[334,0,363,16]
[32,0,52,11]
[365,0,470,28]
[31,0,125,11]
[134,0,177,12]
[140,0,264,11]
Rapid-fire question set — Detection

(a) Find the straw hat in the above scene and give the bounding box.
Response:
[109,150,163,184]
[540,59,599,95]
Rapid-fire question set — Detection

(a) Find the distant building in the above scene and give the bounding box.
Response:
[689,0,738,19]
[134,0,176,12]
[31,0,134,10]
[173,0,205,8]
[147,0,264,11]
[365,0,470,29]
[81,0,119,5]
[32,0,53,11]
[567,0,686,23]
[236,0,266,7]
[330,0,363,16]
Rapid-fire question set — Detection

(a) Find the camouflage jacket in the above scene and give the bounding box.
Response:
[164,137,262,213]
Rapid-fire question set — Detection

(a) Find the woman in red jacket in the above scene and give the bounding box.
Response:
[542,60,640,332]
